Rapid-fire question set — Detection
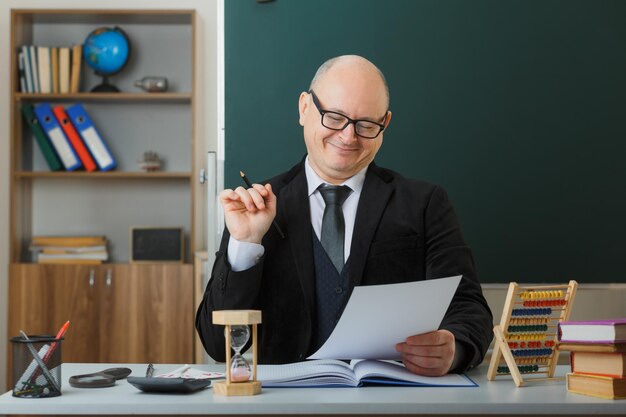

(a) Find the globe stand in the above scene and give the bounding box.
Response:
[91,74,120,93]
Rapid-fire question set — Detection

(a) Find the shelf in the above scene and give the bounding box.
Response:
[14,171,193,179]
[14,9,194,25]
[10,8,197,264]
[15,92,192,103]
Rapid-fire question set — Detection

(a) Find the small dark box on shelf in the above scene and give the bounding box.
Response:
[130,227,184,263]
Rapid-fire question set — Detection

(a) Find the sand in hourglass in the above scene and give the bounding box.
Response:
[229,325,252,383]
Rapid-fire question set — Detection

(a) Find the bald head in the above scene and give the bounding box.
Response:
[309,55,390,110]
[298,55,391,184]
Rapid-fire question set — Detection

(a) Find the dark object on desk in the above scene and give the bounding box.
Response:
[130,227,184,263]
[127,377,211,393]
[69,367,132,388]
[11,334,63,398]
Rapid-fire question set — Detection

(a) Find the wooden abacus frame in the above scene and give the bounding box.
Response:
[487,280,578,387]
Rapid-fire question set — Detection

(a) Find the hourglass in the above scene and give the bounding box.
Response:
[229,325,251,382]
[212,310,262,396]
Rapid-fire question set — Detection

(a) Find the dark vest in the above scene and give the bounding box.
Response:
[310,232,351,353]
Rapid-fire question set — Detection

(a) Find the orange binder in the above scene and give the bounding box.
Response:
[52,106,97,172]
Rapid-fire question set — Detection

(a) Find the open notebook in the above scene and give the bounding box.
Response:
[257,359,476,388]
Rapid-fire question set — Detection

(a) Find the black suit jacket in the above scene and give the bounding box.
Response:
[196,160,493,371]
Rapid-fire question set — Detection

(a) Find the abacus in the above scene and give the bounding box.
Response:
[487,280,578,387]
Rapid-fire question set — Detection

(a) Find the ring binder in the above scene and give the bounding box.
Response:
[33,103,81,171]
[66,103,117,171]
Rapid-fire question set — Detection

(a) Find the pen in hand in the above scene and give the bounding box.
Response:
[239,170,285,239]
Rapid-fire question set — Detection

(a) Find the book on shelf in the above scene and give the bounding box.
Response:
[30,235,108,264]
[33,245,107,254]
[31,235,106,247]
[37,46,51,93]
[566,372,626,400]
[20,46,34,93]
[559,319,626,343]
[34,103,82,171]
[256,359,476,388]
[51,47,59,93]
[29,45,40,93]
[66,103,117,171]
[18,51,26,92]
[52,105,98,172]
[59,47,70,94]
[36,251,108,263]
[37,258,104,265]
[70,44,82,93]
[570,351,626,378]
[21,103,63,171]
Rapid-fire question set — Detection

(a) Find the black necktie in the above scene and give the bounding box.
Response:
[319,185,352,273]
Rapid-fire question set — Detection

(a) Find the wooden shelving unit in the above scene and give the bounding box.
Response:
[7,9,200,385]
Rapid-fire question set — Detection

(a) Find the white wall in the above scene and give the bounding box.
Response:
[0,0,219,393]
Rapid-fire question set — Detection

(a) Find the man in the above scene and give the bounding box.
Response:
[196,55,493,376]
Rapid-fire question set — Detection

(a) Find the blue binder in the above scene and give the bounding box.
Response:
[33,103,82,171]
[66,104,117,171]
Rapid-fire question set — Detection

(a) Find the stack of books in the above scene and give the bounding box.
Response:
[558,319,626,399]
[18,44,82,94]
[30,236,109,264]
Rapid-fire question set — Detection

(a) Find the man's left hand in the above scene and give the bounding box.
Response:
[395,329,455,376]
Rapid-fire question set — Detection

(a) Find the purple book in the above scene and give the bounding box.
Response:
[558,319,626,343]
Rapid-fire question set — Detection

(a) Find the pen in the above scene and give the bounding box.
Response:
[146,363,154,378]
[29,321,70,383]
[19,331,61,394]
[240,170,285,238]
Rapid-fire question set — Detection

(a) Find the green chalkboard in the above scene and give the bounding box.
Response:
[225,0,626,283]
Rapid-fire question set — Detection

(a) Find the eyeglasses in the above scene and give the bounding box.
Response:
[309,90,389,139]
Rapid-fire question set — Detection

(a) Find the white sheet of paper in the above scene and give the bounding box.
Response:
[308,275,462,360]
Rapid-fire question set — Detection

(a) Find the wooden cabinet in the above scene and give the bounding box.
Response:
[8,264,100,363]
[8,263,193,383]
[7,9,201,386]
[99,264,193,363]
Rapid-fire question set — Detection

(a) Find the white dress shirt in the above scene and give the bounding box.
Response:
[227,157,367,271]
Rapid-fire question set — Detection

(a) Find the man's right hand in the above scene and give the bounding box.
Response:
[220,183,277,244]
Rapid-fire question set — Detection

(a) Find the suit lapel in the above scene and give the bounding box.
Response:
[349,164,394,288]
[278,166,316,315]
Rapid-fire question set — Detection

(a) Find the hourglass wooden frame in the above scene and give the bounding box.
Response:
[487,280,577,387]
[212,310,262,396]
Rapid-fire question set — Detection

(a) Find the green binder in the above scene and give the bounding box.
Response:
[21,103,63,171]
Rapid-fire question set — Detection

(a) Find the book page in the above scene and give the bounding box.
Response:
[309,275,462,360]
[257,360,358,387]
[351,360,476,387]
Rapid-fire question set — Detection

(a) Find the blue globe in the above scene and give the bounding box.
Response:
[83,27,130,76]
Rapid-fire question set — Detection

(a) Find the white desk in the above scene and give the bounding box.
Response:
[0,363,624,415]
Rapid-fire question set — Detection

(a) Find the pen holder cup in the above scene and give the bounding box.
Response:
[11,335,63,398]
